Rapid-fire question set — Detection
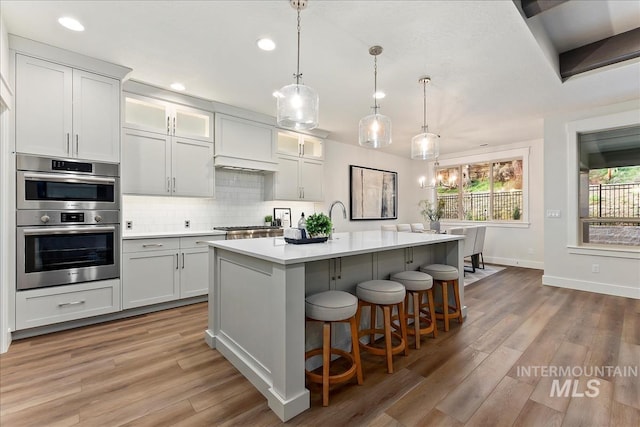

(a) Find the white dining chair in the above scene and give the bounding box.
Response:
[396,224,412,232]
[410,223,425,232]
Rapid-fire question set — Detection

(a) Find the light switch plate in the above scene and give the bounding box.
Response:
[126,221,133,230]
[546,210,561,218]
[185,220,191,229]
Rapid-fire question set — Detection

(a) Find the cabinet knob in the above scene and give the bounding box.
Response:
[40,215,50,223]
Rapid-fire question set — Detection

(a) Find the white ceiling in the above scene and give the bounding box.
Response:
[2,0,639,158]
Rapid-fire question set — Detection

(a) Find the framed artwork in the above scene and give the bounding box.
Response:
[273,207,292,227]
[349,165,398,220]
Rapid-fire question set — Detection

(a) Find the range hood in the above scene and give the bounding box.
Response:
[214,154,278,172]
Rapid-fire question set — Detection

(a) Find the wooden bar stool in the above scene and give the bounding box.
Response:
[390,270,437,349]
[419,264,463,332]
[305,290,363,406]
[355,280,408,374]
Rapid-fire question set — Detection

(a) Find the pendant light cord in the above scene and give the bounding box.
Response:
[422,79,427,132]
[373,55,379,113]
[295,4,302,84]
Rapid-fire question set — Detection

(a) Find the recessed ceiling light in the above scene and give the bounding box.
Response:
[170,82,186,91]
[373,91,386,99]
[58,16,84,32]
[257,38,276,51]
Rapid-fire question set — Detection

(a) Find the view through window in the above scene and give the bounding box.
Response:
[437,159,523,222]
[579,125,640,247]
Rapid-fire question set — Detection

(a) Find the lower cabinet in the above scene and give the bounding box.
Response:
[122,235,224,309]
[15,279,121,330]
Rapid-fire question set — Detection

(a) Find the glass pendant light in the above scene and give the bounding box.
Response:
[359,46,392,148]
[276,0,319,131]
[411,76,440,160]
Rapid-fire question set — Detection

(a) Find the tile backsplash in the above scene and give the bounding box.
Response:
[122,169,319,232]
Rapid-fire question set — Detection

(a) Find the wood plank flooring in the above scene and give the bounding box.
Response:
[1,267,639,426]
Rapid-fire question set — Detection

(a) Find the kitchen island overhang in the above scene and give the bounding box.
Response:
[204,231,464,421]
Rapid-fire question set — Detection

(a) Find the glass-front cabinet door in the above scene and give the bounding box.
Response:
[124,93,213,143]
[276,131,323,160]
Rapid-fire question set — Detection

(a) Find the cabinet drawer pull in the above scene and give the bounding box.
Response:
[173,117,176,135]
[58,300,85,307]
[182,253,185,269]
[142,243,164,248]
[195,241,207,244]
[173,177,176,192]
[176,253,179,269]
[75,134,79,155]
[167,116,170,134]
[66,133,70,155]
[167,177,171,193]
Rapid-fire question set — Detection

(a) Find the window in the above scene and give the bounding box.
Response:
[578,126,640,247]
[437,158,524,222]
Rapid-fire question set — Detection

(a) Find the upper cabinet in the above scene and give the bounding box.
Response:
[15,55,120,162]
[214,113,277,171]
[265,130,325,201]
[124,93,213,143]
[277,130,323,160]
[122,93,214,198]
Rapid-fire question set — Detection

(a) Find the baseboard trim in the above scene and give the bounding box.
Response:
[542,275,640,299]
[483,256,543,270]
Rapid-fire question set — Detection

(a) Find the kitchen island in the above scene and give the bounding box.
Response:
[205,230,464,421]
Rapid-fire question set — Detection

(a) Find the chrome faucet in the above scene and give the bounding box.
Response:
[329,200,347,240]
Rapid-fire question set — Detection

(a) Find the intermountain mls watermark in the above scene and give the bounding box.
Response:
[516,365,638,398]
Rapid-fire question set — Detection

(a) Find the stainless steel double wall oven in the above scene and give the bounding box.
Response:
[16,154,121,291]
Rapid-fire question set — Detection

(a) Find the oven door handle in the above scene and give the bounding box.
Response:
[22,225,117,235]
[23,172,116,185]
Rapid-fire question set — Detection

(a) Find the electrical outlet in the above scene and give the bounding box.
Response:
[592,264,600,273]
[126,221,133,230]
[185,220,191,229]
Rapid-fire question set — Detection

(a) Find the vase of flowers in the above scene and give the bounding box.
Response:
[419,199,445,233]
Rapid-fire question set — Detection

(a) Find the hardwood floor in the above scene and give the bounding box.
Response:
[1,267,638,426]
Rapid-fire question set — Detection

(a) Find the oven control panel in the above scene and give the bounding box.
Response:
[61,212,85,223]
[17,210,119,226]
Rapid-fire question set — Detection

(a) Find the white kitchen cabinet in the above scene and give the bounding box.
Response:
[122,235,224,308]
[16,55,120,162]
[15,279,121,330]
[277,130,323,160]
[214,113,277,171]
[122,128,214,197]
[124,93,213,142]
[266,129,324,201]
[122,239,181,309]
[265,155,324,201]
[179,235,225,298]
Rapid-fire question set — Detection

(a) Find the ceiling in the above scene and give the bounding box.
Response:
[2,1,639,158]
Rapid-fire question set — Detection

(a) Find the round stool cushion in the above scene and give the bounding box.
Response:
[356,280,405,305]
[390,270,433,291]
[306,290,358,322]
[420,264,459,281]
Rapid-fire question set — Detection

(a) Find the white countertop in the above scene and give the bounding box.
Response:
[207,230,463,265]
[122,230,227,239]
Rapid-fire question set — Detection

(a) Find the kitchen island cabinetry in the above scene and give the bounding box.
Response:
[15,54,120,162]
[206,231,463,421]
[214,113,277,171]
[122,128,214,197]
[123,235,224,309]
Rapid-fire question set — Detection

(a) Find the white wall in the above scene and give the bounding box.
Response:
[543,100,640,299]
[0,13,13,353]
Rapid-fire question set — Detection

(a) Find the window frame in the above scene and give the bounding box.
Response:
[435,147,530,226]
[566,110,640,258]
